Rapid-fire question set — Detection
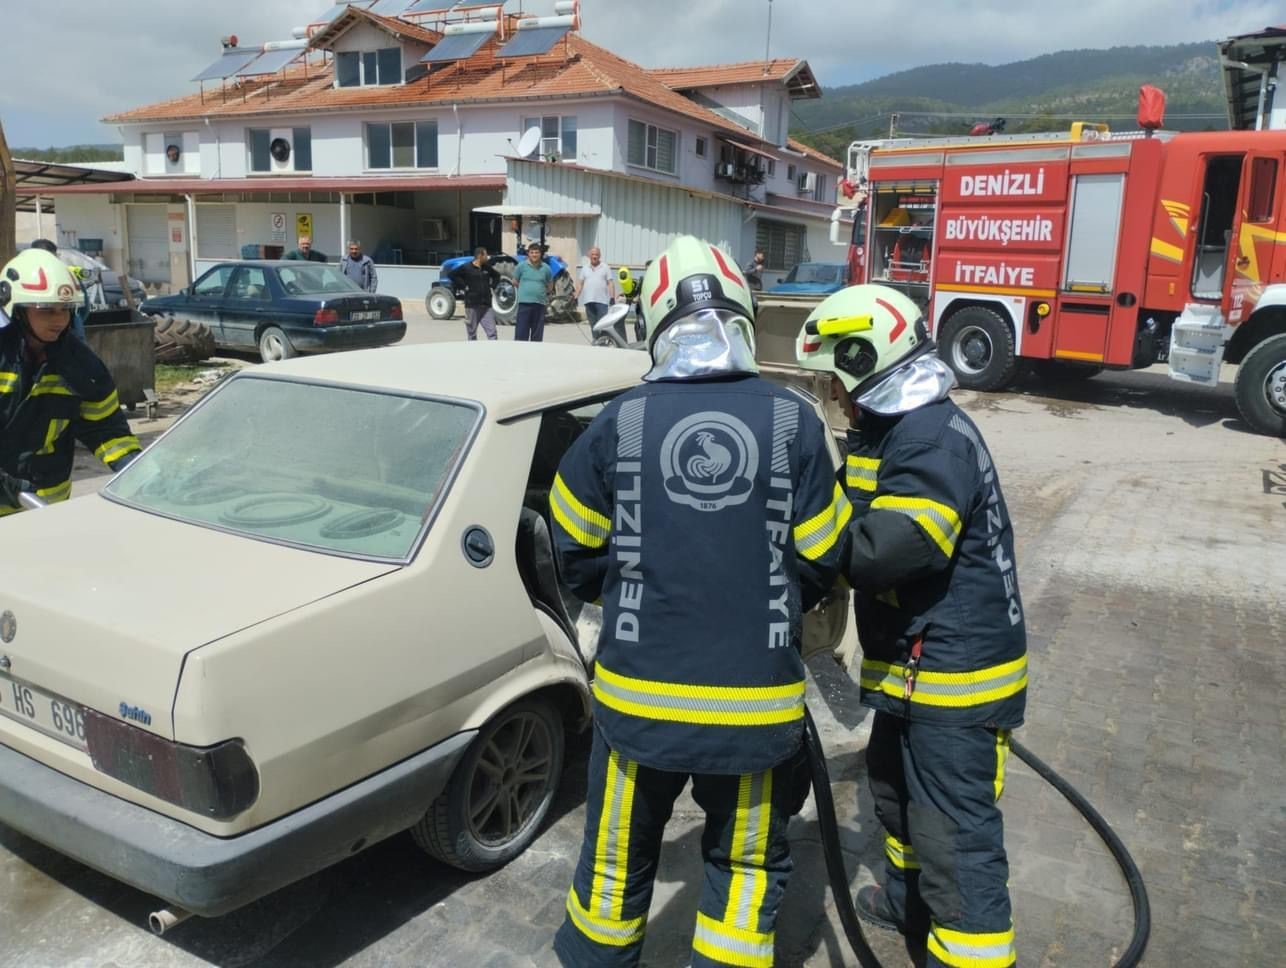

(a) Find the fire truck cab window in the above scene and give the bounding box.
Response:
[871,182,938,297]
[1192,155,1243,299]
[1248,157,1278,223]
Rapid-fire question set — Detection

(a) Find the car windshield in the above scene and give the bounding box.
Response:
[276,264,364,295]
[106,376,480,560]
[786,264,842,285]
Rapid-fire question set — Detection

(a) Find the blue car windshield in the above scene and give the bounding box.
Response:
[105,376,480,560]
[276,264,364,295]
[786,264,843,285]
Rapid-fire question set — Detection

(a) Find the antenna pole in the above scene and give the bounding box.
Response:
[763,0,773,72]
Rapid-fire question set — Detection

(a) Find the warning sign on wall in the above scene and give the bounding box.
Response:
[271,212,287,244]
[295,213,313,241]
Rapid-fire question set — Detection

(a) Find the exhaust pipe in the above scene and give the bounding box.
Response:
[148,907,192,936]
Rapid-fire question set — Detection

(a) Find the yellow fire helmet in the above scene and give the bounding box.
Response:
[1,248,81,316]
[795,284,955,416]
[616,266,636,296]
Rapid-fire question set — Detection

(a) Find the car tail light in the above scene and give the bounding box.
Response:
[314,308,340,326]
[84,708,259,820]
[389,303,403,320]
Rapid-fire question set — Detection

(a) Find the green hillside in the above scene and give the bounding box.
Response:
[792,42,1227,158]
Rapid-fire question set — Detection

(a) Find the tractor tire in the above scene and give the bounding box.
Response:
[939,305,1020,392]
[426,286,456,319]
[548,273,578,323]
[491,262,518,326]
[1030,360,1103,382]
[1234,332,1286,437]
[153,316,216,365]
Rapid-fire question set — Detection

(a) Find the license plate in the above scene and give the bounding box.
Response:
[0,673,88,751]
[351,310,382,321]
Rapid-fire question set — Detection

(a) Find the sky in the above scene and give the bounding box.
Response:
[0,0,1277,148]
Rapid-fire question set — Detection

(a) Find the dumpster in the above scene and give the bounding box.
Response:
[83,309,155,410]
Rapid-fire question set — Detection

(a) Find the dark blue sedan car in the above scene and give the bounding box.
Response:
[142,261,405,363]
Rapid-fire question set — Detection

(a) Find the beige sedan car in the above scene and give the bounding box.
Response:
[0,342,845,927]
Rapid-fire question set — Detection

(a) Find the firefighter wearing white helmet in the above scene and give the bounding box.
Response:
[797,284,1027,967]
[552,236,848,967]
[0,249,140,514]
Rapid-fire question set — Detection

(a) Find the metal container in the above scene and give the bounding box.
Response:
[83,309,156,409]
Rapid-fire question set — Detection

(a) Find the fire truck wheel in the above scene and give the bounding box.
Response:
[939,306,1019,392]
[1031,360,1103,383]
[1234,333,1286,437]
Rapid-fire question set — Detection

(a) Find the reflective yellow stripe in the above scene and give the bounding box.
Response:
[885,834,920,870]
[845,455,879,492]
[693,911,774,967]
[0,371,18,393]
[589,749,638,923]
[726,771,773,936]
[593,663,805,727]
[565,887,646,947]
[36,418,70,456]
[36,480,72,502]
[30,375,73,398]
[1150,237,1185,263]
[79,390,120,422]
[794,483,853,561]
[870,494,961,558]
[94,436,141,466]
[551,472,611,549]
[860,655,1027,709]
[994,729,1010,802]
[927,921,1016,968]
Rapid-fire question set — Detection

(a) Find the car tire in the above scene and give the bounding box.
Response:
[491,262,518,326]
[153,316,216,365]
[939,305,1020,392]
[592,335,616,348]
[426,286,456,319]
[1233,332,1286,437]
[1030,359,1103,382]
[411,697,564,872]
[258,326,297,364]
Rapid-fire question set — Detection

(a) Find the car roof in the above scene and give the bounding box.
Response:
[255,342,651,420]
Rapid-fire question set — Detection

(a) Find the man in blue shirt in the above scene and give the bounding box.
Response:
[513,243,553,342]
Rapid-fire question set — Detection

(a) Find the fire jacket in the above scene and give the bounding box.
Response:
[552,376,849,775]
[0,325,141,516]
[840,398,1027,727]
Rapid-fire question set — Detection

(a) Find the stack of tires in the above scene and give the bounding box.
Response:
[151,316,216,365]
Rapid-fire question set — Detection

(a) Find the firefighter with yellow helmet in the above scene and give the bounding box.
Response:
[552,236,848,967]
[796,284,1027,968]
[0,249,141,514]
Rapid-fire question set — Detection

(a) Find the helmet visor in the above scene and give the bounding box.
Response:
[645,307,758,382]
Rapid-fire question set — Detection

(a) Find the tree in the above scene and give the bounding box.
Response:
[0,118,15,266]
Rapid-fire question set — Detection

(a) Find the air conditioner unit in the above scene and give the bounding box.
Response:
[798,172,818,193]
[269,128,294,172]
[420,217,452,242]
[716,162,737,178]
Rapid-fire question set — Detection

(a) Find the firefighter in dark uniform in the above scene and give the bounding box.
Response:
[551,236,849,967]
[1,249,141,516]
[795,284,1026,968]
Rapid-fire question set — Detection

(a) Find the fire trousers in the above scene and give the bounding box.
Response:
[866,712,1017,968]
[554,724,803,968]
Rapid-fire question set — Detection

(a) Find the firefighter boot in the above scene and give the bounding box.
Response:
[857,885,931,940]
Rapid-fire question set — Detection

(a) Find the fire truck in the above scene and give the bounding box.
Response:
[823,91,1286,437]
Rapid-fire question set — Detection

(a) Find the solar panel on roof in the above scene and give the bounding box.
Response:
[237,47,305,76]
[192,48,266,82]
[369,0,418,14]
[421,29,492,63]
[406,0,458,13]
[315,1,374,23]
[496,25,569,58]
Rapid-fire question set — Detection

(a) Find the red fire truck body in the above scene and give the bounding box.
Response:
[837,124,1286,435]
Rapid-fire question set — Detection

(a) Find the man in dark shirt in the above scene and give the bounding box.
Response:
[284,236,326,262]
[454,247,499,341]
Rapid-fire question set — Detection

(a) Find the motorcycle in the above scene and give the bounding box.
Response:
[590,303,645,350]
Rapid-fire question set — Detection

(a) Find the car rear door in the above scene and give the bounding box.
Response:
[220,266,274,350]
[182,264,235,341]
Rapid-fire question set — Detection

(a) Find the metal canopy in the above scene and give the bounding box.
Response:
[237,47,305,76]
[11,159,132,213]
[1218,27,1286,129]
[497,25,569,58]
[421,30,492,63]
[192,48,265,82]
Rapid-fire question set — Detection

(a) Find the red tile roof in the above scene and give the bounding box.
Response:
[787,138,843,170]
[311,6,443,49]
[650,59,802,88]
[39,174,505,196]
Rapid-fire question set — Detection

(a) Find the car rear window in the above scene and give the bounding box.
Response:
[276,265,364,295]
[105,376,480,560]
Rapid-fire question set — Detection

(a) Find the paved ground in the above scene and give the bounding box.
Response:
[3,313,1284,966]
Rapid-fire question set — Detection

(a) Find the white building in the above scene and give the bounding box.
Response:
[47,3,846,301]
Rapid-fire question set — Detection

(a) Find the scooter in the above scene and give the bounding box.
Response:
[590,303,645,350]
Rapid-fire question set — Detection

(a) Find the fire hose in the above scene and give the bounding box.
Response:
[803,707,1151,968]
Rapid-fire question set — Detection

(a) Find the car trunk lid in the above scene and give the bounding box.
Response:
[0,496,396,742]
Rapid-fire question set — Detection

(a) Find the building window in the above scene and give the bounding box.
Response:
[812,173,829,202]
[336,46,402,87]
[248,127,312,173]
[695,137,707,158]
[755,220,807,271]
[366,120,438,170]
[522,116,577,161]
[787,163,797,182]
[767,158,776,177]
[627,119,678,175]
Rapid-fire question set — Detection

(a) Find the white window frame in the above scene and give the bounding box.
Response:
[522,115,577,161]
[365,120,439,172]
[627,119,679,176]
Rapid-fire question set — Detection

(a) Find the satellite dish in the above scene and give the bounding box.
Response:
[517,127,542,159]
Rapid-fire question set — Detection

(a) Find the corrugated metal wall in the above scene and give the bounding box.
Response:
[506,160,747,267]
